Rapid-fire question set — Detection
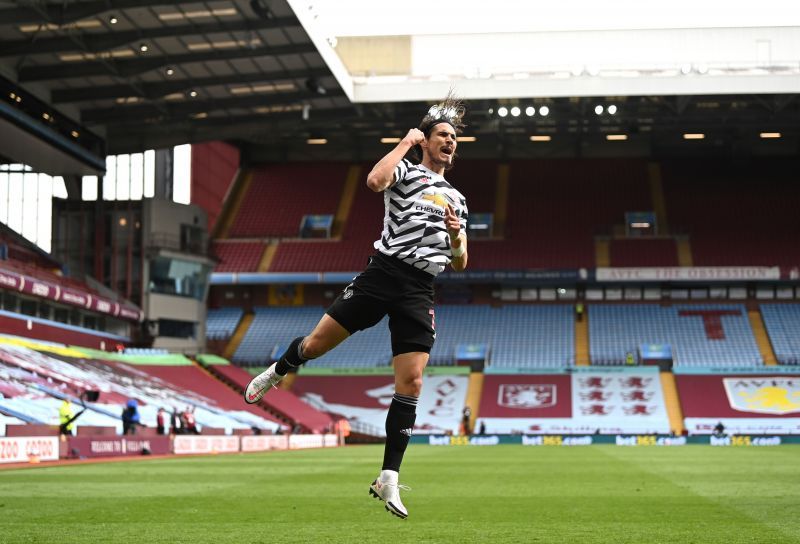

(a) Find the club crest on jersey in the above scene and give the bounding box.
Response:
[342,282,354,300]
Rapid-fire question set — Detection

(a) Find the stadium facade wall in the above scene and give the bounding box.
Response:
[190,141,240,233]
[0,312,128,349]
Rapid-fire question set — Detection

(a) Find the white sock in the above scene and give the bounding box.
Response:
[380,469,399,484]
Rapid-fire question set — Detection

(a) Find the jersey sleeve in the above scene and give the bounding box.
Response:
[391,158,411,187]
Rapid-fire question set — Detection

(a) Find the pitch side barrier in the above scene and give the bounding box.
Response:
[412,434,800,447]
[0,434,340,463]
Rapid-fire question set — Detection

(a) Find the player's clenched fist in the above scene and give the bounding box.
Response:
[403,128,425,146]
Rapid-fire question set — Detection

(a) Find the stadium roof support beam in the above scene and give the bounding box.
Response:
[0,17,300,57]
[0,0,204,25]
[80,89,346,124]
[104,106,358,153]
[51,67,331,103]
[18,43,319,82]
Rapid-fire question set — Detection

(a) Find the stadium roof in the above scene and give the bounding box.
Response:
[294,0,800,103]
[0,0,798,168]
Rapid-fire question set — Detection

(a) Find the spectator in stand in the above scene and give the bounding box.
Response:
[121,399,141,435]
[335,418,351,445]
[182,406,199,434]
[171,406,182,434]
[59,398,74,436]
[156,407,168,435]
[462,406,472,435]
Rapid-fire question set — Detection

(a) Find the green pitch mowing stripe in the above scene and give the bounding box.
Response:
[0,446,798,543]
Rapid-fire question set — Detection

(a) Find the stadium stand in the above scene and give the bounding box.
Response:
[609,238,679,266]
[0,336,281,434]
[760,304,800,365]
[268,166,384,272]
[431,305,574,368]
[466,159,652,269]
[207,307,244,341]
[228,162,348,238]
[233,306,392,367]
[589,304,763,367]
[213,241,266,272]
[204,362,333,432]
[266,159,655,272]
[233,304,573,368]
[446,160,498,213]
[662,159,800,266]
[138,364,284,425]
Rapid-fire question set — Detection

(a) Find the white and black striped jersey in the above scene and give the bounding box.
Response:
[373,159,468,276]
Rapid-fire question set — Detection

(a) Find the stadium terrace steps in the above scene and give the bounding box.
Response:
[332,165,362,238]
[659,371,685,435]
[465,372,484,431]
[215,170,253,239]
[575,316,589,366]
[759,304,800,365]
[205,363,332,432]
[675,236,694,267]
[594,238,610,267]
[646,162,670,234]
[223,312,253,360]
[257,241,279,272]
[748,309,778,365]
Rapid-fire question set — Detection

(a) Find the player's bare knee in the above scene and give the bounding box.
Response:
[398,375,423,397]
[300,334,334,359]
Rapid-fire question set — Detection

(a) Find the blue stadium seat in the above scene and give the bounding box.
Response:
[206,308,244,341]
[589,304,762,367]
[233,305,574,368]
[760,304,800,365]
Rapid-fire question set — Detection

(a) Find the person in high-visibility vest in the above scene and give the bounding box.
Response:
[59,399,74,435]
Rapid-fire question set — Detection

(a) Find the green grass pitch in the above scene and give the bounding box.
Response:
[1,445,799,543]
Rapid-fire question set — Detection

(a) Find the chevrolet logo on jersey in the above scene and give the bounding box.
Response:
[416,193,450,216]
[421,193,448,208]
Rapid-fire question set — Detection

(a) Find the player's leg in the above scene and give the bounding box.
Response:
[244,314,353,404]
[274,314,350,375]
[370,351,429,519]
[245,267,388,404]
[370,295,435,519]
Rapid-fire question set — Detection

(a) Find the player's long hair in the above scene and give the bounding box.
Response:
[413,91,466,171]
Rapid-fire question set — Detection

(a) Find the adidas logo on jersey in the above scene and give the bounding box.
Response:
[400,427,414,437]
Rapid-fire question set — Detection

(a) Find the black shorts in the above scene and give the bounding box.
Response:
[326,252,436,356]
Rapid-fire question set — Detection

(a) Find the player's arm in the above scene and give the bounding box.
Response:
[366,128,424,192]
[445,203,468,271]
